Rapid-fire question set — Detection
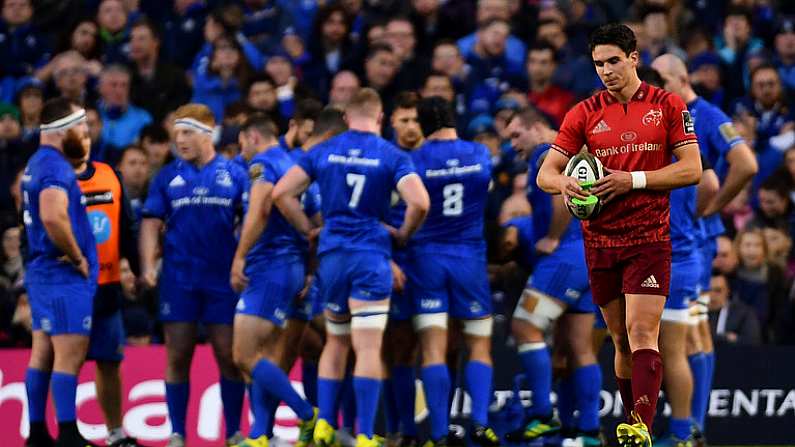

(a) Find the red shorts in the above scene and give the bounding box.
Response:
[584,241,671,307]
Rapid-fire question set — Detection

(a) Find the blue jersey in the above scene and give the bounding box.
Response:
[669,182,698,260]
[502,215,534,268]
[247,146,308,262]
[297,130,416,256]
[142,155,248,287]
[526,144,582,245]
[689,97,744,239]
[287,147,321,218]
[232,154,248,171]
[410,139,491,251]
[22,146,99,284]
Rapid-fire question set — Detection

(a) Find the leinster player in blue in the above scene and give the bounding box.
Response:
[652,54,757,441]
[504,109,602,446]
[23,99,99,447]
[229,114,320,447]
[139,104,249,447]
[407,97,496,447]
[273,88,430,447]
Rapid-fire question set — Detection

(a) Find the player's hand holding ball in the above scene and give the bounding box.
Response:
[563,152,604,220]
[230,256,249,293]
[591,169,632,204]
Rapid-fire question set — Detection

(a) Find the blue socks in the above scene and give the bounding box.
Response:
[518,343,552,418]
[252,359,313,421]
[421,364,451,440]
[318,378,342,424]
[353,377,382,438]
[220,377,246,438]
[383,378,400,434]
[464,361,493,427]
[165,382,190,435]
[703,351,715,426]
[301,361,319,407]
[556,375,576,429]
[689,353,708,429]
[574,364,602,432]
[26,368,50,423]
[670,417,691,440]
[51,372,76,422]
[341,377,356,429]
[392,366,418,436]
[248,383,267,438]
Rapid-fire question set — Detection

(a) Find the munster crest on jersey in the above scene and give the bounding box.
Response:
[642,109,663,127]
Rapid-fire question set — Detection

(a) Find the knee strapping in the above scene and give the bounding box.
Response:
[463,317,493,337]
[413,312,448,331]
[351,305,389,331]
[512,289,565,331]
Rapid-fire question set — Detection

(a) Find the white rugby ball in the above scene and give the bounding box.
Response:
[564,152,605,220]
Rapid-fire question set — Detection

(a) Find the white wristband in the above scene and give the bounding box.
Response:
[630,171,647,189]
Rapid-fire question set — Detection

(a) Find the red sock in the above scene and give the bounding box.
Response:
[616,376,633,419]
[631,349,663,430]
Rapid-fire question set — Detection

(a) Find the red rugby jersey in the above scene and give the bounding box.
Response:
[551,82,698,248]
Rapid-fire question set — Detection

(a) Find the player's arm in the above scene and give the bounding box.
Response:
[272,165,313,237]
[696,157,720,217]
[230,180,273,292]
[536,195,572,255]
[537,149,589,200]
[702,141,757,216]
[139,217,163,288]
[393,174,430,246]
[39,188,88,277]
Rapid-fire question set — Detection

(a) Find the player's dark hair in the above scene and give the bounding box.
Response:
[241,113,277,140]
[528,40,559,62]
[140,124,169,144]
[41,97,75,125]
[367,42,394,61]
[417,96,456,137]
[224,101,252,120]
[293,98,323,123]
[394,91,420,111]
[589,23,637,56]
[637,66,664,88]
[510,105,549,128]
[311,107,347,137]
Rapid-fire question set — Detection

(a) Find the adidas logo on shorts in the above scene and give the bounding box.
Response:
[641,275,660,289]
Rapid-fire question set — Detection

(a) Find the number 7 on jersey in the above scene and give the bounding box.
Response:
[347,173,366,208]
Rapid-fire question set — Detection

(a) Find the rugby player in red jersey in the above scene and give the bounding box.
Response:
[537,24,702,447]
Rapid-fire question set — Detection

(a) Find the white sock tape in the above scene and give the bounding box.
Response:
[630,171,647,189]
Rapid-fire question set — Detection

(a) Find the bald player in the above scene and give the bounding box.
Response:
[652,54,757,442]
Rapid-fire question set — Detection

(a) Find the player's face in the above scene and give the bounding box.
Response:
[294,119,315,147]
[592,44,639,92]
[738,232,765,269]
[174,127,206,163]
[506,117,534,154]
[391,107,422,149]
[62,119,90,161]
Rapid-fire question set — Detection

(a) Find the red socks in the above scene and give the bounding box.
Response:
[616,376,634,419]
[631,349,663,430]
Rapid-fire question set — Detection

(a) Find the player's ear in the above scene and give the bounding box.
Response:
[629,50,640,67]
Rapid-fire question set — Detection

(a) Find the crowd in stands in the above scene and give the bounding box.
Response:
[2,0,795,348]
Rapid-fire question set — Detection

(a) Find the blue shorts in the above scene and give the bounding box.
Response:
[526,244,595,314]
[594,310,607,329]
[88,309,125,362]
[289,280,324,322]
[159,279,238,325]
[316,250,392,315]
[406,249,491,319]
[698,237,717,294]
[27,281,96,336]
[664,253,701,323]
[389,250,413,321]
[237,259,305,328]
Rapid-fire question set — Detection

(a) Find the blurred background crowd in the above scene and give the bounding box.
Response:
[2,0,795,349]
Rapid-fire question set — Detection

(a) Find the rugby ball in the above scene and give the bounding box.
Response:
[564,152,605,220]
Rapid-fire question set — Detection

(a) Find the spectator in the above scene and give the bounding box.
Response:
[244,73,286,132]
[0,225,27,347]
[279,98,322,152]
[716,6,765,102]
[192,3,265,74]
[240,0,294,53]
[385,16,428,90]
[409,0,470,54]
[160,0,208,69]
[0,103,32,229]
[714,234,740,276]
[362,43,400,111]
[35,19,103,85]
[708,272,763,346]
[86,105,105,162]
[722,185,755,236]
[97,0,131,64]
[328,70,360,109]
[536,17,596,97]
[301,3,355,98]
[464,18,523,116]
[748,176,795,235]
[0,0,50,79]
[117,145,149,221]
[774,17,795,95]
[264,52,314,120]
[732,228,790,342]
[690,51,727,108]
[191,34,253,123]
[732,64,794,196]
[49,51,100,107]
[128,17,191,122]
[762,227,793,274]
[639,4,686,65]
[139,124,171,175]
[14,77,43,143]
[98,64,153,163]
[525,41,575,127]
[457,0,526,76]
[0,226,22,290]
